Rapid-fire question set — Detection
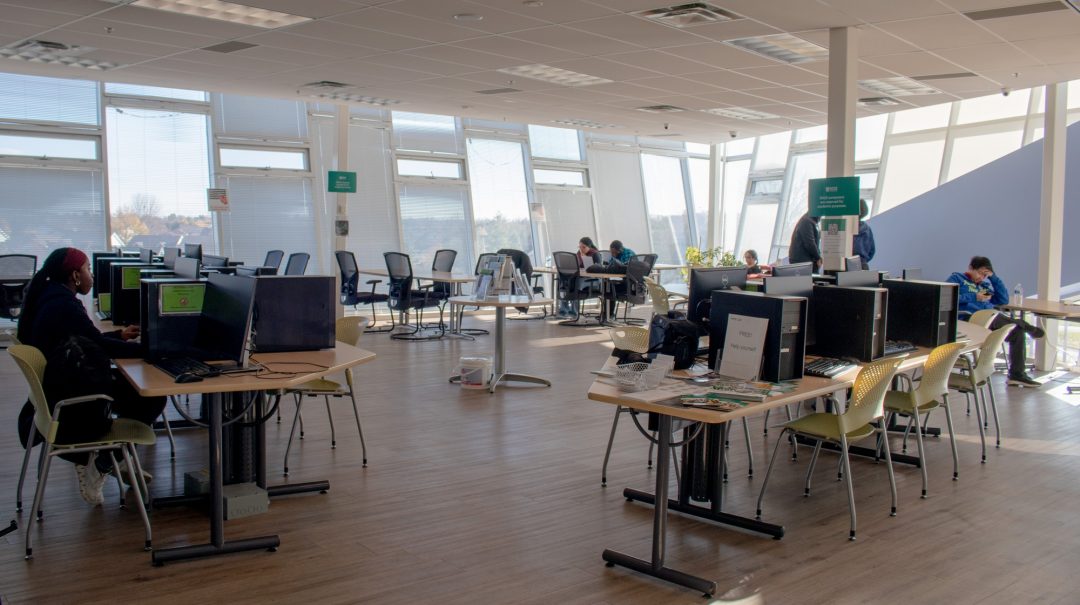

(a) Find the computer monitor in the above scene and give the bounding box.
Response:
[183,243,203,261]
[91,253,122,300]
[835,269,880,288]
[141,277,206,360]
[192,273,257,368]
[687,266,747,327]
[902,268,922,280]
[250,276,335,352]
[844,255,863,271]
[162,247,180,269]
[202,253,229,268]
[174,257,201,279]
[771,262,813,277]
[108,262,155,325]
[138,248,153,263]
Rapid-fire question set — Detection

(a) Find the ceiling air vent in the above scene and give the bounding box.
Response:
[964,1,1065,20]
[858,97,899,107]
[637,3,742,28]
[203,41,258,53]
[476,88,522,95]
[912,72,977,81]
[302,81,353,91]
[636,105,686,113]
[13,40,92,57]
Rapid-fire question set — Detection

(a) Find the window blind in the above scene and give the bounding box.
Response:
[528,125,581,160]
[0,165,105,259]
[534,188,596,262]
[589,148,649,253]
[391,111,461,155]
[0,73,99,126]
[346,122,400,271]
[397,182,470,273]
[216,175,317,269]
[213,94,307,139]
[466,138,533,263]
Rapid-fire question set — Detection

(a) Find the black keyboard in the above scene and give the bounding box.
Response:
[153,357,220,379]
[883,340,917,356]
[804,357,857,378]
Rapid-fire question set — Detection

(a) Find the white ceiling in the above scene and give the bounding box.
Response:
[2,0,1079,142]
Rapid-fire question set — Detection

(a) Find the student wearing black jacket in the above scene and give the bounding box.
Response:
[788,213,822,268]
[17,247,165,505]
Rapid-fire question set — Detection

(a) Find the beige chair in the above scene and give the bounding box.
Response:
[9,344,154,558]
[282,316,369,475]
[601,326,652,486]
[643,276,686,317]
[949,323,1015,462]
[882,342,967,498]
[757,356,904,540]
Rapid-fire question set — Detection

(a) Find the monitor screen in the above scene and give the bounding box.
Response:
[771,262,813,277]
[183,243,203,261]
[688,267,747,326]
[194,273,256,368]
[835,270,880,288]
[162,247,180,269]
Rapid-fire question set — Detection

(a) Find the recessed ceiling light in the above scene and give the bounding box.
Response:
[726,33,828,64]
[307,92,401,106]
[701,107,780,120]
[858,97,900,106]
[122,0,311,29]
[859,76,940,97]
[552,118,616,129]
[498,64,612,87]
[523,0,544,6]
[452,13,484,21]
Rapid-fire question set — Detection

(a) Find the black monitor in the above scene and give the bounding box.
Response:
[192,273,257,368]
[250,276,335,352]
[687,267,747,327]
[183,243,203,261]
[835,269,880,288]
[141,277,206,360]
[162,247,180,269]
[771,262,813,277]
[91,253,123,301]
[203,253,229,268]
[902,268,922,280]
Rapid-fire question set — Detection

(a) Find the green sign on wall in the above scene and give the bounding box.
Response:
[328,171,357,193]
[808,176,860,216]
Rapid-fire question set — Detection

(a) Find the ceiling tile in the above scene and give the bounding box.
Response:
[0,4,85,27]
[79,48,158,65]
[939,0,1054,11]
[377,0,550,34]
[0,21,52,39]
[458,70,564,92]
[452,35,581,64]
[284,20,430,52]
[223,0,360,19]
[733,64,826,86]
[747,86,825,103]
[405,44,520,70]
[0,0,106,17]
[877,14,1000,50]
[547,57,660,81]
[979,66,1059,91]
[465,0,619,24]
[936,43,1044,72]
[681,19,784,43]
[977,10,1080,42]
[50,28,184,56]
[1013,35,1080,65]
[662,42,779,70]
[335,7,487,43]
[240,32,374,59]
[362,52,478,77]
[587,81,684,98]
[228,44,338,67]
[62,17,223,49]
[565,14,706,49]
[717,0,860,31]
[507,25,640,56]
[627,75,725,96]
[603,50,708,76]
[681,69,776,90]
[695,89,781,107]
[864,51,967,77]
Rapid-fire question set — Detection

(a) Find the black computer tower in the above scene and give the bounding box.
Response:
[707,290,808,382]
[140,277,206,360]
[882,279,958,347]
[109,262,157,325]
[250,275,336,352]
[811,285,887,362]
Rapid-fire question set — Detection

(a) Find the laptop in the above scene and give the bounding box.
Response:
[580,254,595,269]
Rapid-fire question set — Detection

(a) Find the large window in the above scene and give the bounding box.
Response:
[398,182,471,271]
[687,157,710,248]
[878,137,945,213]
[641,154,691,265]
[529,125,581,161]
[0,166,106,259]
[466,138,534,264]
[0,73,99,126]
[778,152,825,257]
[0,132,98,160]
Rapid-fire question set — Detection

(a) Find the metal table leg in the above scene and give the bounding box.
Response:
[489,307,550,393]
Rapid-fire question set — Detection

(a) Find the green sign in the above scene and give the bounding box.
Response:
[98,293,111,314]
[122,266,143,290]
[328,171,357,193]
[159,284,206,316]
[809,176,860,216]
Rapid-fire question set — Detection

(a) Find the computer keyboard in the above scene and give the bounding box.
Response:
[883,340,918,356]
[153,357,219,379]
[804,357,858,378]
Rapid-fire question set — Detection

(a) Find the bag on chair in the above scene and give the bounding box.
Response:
[647,313,700,370]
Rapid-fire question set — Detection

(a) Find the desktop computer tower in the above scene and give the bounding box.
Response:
[707,289,807,382]
[882,279,958,347]
[811,285,888,362]
[140,277,206,360]
[250,275,336,352]
[109,262,157,325]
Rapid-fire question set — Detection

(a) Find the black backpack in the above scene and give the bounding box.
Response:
[648,312,701,370]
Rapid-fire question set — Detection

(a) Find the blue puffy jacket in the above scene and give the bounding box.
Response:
[946,271,1008,319]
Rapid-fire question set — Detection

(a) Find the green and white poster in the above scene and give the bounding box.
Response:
[328,171,357,193]
[809,176,860,217]
[159,284,206,316]
[122,266,143,290]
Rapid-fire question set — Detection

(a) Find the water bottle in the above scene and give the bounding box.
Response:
[1013,283,1023,305]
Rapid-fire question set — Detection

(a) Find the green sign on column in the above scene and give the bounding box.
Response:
[328,171,357,193]
[808,176,860,216]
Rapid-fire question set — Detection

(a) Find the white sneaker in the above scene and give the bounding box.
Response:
[116,459,153,485]
[75,453,106,506]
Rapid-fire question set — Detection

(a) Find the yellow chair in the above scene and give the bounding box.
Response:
[882,342,967,498]
[283,316,369,475]
[948,323,1015,462]
[756,356,904,540]
[9,344,154,559]
[643,276,686,317]
[601,326,652,486]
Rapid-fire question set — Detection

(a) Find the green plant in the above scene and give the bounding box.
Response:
[682,246,742,280]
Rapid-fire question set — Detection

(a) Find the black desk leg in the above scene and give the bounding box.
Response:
[602,415,718,597]
[794,433,924,467]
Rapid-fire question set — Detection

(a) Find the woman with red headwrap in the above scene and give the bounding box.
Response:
[17,247,165,505]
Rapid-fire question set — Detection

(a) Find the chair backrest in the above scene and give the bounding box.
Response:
[8,345,55,444]
[912,342,968,407]
[336,250,360,303]
[622,260,650,303]
[284,252,310,275]
[432,249,457,273]
[474,253,497,276]
[633,254,658,272]
[0,254,37,278]
[967,309,999,328]
[335,316,369,346]
[643,276,670,316]
[264,250,285,270]
[840,356,904,434]
[609,326,650,353]
[384,251,414,309]
[972,324,1015,384]
[497,248,533,280]
[553,251,579,290]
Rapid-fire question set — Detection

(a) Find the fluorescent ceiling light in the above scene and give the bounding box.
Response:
[727,33,828,64]
[859,76,940,97]
[128,0,311,29]
[552,118,616,129]
[858,97,900,107]
[701,107,779,120]
[308,92,401,106]
[0,46,121,70]
[497,64,612,87]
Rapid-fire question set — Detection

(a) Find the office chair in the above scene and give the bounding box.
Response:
[610,259,650,324]
[554,251,599,326]
[497,248,547,319]
[283,316,370,475]
[264,249,285,272]
[757,356,904,541]
[948,323,1015,463]
[9,345,154,558]
[0,254,37,321]
[422,249,458,299]
[284,252,310,276]
[336,250,391,332]
[632,253,658,272]
[643,277,686,317]
[384,252,446,341]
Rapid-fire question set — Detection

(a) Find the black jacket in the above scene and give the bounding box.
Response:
[789,214,821,265]
[24,282,142,359]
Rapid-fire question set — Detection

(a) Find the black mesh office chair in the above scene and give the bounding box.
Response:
[611,259,650,324]
[384,252,446,341]
[284,252,310,275]
[425,249,458,298]
[336,250,391,332]
[0,254,37,321]
[497,248,547,319]
[264,250,285,272]
[554,250,599,326]
[633,253,658,272]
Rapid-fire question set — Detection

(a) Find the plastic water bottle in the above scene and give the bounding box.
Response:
[1013,283,1024,305]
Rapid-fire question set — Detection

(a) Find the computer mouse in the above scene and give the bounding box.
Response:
[174,372,204,384]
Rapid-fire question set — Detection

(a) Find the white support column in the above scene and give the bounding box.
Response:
[824,26,858,270]
[707,143,722,250]
[1035,82,1067,370]
[335,104,349,319]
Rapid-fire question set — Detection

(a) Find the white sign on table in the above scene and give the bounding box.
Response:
[717,314,768,381]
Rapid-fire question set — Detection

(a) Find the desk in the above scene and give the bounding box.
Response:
[115,344,376,565]
[559,270,623,327]
[1000,298,1080,371]
[447,295,552,393]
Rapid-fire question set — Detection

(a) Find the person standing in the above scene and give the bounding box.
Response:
[788,212,822,268]
[851,199,876,270]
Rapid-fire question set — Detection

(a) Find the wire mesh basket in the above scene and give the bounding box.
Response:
[615,362,664,392]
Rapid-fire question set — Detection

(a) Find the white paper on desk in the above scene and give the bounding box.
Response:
[717,314,768,381]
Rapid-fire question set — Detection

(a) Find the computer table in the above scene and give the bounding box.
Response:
[114,343,376,565]
[447,295,552,393]
[999,298,1080,371]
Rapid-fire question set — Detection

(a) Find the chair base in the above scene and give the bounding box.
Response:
[602,549,717,598]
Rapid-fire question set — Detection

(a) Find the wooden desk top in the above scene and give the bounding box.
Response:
[448,295,552,308]
[115,344,377,397]
[652,264,686,271]
[999,298,1080,319]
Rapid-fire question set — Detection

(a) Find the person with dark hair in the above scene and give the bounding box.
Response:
[851,199,876,270]
[576,237,602,268]
[788,212,822,268]
[947,255,1044,387]
[743,249,769,275]
[608,240,636,265]
[557,237,603,317]
[17,247,166,504]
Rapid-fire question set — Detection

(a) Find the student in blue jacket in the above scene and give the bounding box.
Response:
[851,199,875,270]
[946,255,1044,387]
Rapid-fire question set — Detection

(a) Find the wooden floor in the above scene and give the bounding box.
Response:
[2,310,1079,604]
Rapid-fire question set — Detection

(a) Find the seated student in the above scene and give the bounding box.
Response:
[743,249,770,276]
[947,255,1044,387]
[608,240,636,265]
[16,247,167,505]
[588,243,634,316]
[558,237,603,316]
